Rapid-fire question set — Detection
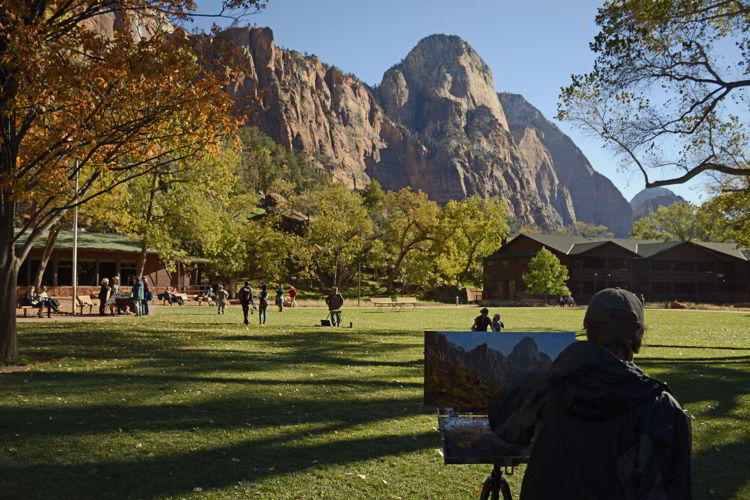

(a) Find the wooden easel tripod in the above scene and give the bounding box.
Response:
[479,464,513,500]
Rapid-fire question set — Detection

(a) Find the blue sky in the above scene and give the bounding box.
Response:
[431,331,576,362]
[189,0,708,204]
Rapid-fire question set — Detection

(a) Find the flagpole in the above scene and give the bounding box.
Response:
[72,160,79,315]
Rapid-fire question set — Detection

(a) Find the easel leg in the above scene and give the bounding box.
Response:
[478,464,512,500]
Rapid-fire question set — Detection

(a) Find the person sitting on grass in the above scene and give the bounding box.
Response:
[491,314,504,332]
[471,308,492,331]
[489,288,691,499]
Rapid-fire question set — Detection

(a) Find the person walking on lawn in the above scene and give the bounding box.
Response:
[325,287,344,327]
[258,284,269,324]
[275,285,284,312]
[288,285,298,307]
[239,281,255,325]
[216,284,229,315]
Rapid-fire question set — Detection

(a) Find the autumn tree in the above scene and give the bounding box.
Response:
[558,0,750,189]
[0,0,266,363]
[523,248,570,304]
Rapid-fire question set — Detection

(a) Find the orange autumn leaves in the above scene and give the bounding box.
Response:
[1,1,249,212]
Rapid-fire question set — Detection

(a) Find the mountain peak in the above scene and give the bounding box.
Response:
[378,33,508,133]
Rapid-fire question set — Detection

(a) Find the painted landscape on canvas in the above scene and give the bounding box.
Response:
[424,331,575,409]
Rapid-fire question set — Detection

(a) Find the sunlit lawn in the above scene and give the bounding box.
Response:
[1,306,748,499]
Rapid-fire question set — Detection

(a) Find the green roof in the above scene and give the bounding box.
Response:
[16,229,151,253]
[488,232,749,261]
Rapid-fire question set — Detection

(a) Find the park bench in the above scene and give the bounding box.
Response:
[519,297,546,306]
[17,304,35,317]
[76,295,96,315]
[424,330,575,500]
[371,297,395,308]
[395,296,418,307]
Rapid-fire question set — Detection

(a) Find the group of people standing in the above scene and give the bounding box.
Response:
[233,283,299,325]
[98,276,151,316]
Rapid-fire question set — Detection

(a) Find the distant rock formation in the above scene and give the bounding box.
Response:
[630,188,686,221]
[201,28,635,233]
[498,93,634,237]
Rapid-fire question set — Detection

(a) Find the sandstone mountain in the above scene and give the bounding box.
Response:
[207,28,633,235]
[630,188,687,221]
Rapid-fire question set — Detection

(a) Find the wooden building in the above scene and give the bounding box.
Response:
[483,233,750,304]
[15,230,206,297]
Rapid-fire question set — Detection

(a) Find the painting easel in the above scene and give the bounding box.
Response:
[424,331,575,500]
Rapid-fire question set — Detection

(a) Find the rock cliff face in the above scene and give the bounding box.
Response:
[498,93,633,236]
[211,28,633,232]
[630,188,686,221]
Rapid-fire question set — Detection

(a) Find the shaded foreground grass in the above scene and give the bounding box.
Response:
[1,306,748,499]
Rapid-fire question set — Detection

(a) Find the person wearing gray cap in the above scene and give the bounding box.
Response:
[488,288,691,499]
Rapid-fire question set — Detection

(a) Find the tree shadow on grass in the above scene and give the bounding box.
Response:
[1,392,436,499]
[637,354,749,498]
[647,344,750,351]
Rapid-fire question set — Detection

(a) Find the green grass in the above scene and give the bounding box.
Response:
[1,307,748,499]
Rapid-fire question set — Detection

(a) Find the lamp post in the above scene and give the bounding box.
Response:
[71,160,79,316]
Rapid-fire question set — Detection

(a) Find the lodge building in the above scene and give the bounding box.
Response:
[15,230,206,297]
[483,233,750,304]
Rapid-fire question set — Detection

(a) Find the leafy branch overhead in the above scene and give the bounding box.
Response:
[558,0,750,189]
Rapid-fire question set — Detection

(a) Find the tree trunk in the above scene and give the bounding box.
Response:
[137,173,159,278]
[0,196,19,363]
[33,221,63,288]
[0,255,19,364]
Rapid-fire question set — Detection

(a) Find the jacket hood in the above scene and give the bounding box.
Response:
[548,341,666,419]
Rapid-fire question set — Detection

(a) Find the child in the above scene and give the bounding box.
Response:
[491,314,505,332]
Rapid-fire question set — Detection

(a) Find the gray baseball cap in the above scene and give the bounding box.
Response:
[584,288,644,329]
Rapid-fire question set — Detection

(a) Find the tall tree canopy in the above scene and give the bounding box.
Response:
[0,0,266,363]
[631,200,732,241]
[558,0,750,189]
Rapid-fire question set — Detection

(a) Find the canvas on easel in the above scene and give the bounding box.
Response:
[424,331,575,464]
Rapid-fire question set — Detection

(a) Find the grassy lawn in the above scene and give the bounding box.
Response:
[1,306,748,499]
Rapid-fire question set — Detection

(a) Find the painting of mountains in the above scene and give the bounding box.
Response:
[424,331,575,409]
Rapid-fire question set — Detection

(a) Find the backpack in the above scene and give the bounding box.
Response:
[239,287,251,303]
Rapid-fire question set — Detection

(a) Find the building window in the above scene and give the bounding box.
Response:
[696,261,716,273]
[582,257,605,269]
[57,261,73,286]
[673,282,695,295]
[608,258,629,270]
[78,261,97,286]
[673,261,695,272]
[651,260,670,272]
[502,260,509,269]
[99,262,117,283]
[120,262,138,286]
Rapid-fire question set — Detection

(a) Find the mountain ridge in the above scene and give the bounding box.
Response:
[202,28,633,235]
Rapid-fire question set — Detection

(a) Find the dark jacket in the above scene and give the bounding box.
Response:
[326,292,344,311]
[489,341,691,500]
